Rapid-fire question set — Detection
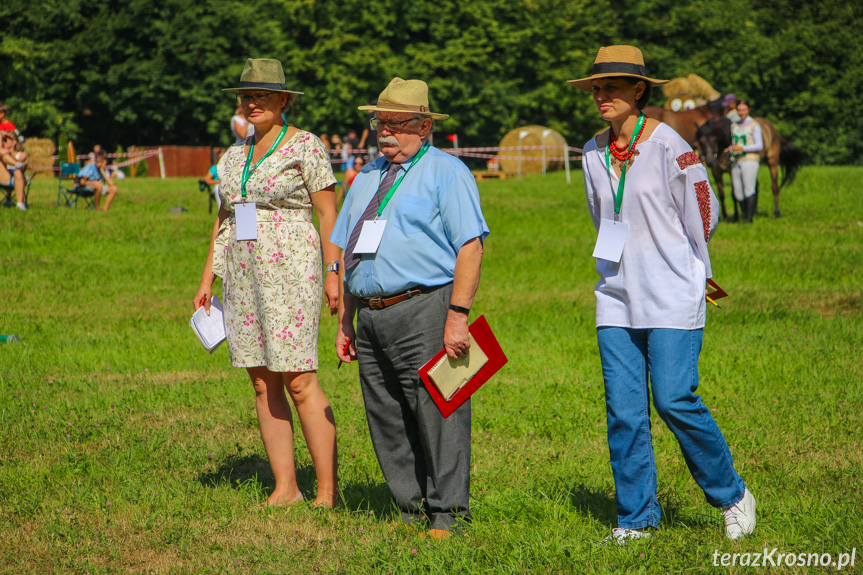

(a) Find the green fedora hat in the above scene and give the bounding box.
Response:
[222,58,303,94]
[358,77,448,120]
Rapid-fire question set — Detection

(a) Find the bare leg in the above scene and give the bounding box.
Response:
[284,371,339,507]
[248,366,303,506]
[91,182,104,210]
[102,184,118,211]
[14,170,25,205]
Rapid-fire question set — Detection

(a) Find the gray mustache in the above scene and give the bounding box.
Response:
[377,135,399,146]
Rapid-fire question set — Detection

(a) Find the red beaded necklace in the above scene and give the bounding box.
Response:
[608,115,647,162]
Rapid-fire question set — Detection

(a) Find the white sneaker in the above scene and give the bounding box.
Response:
[16,202,27,211]
[723,488,756,540]
[602,527,651,545]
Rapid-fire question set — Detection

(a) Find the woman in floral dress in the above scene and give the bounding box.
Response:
[194,59,340,507]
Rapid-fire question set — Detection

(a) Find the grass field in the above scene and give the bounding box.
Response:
[1,166,861,574]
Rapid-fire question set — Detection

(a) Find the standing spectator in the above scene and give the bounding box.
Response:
[336,155,364,206]
[0,104,17,134]
[729,99,763,224]
[320,133,332,153]
[194,58,340,508]
[570,45,755,543]
[341,130,359,172]
[230,104,254,141]
[331,134,343,171]
[333,77,488,539]
[78,150,118,211]
[722,93,741,123]
[1,131,27,210]
[358,102,379,160]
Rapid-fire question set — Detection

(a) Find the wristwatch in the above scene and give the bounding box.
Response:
[326,261,339,273]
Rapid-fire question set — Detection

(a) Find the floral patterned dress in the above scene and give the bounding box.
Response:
[212,130,337,372]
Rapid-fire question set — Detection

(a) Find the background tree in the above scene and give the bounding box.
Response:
[1,0,860,164]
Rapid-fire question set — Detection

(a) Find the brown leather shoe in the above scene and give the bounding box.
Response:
[420,528,452,541]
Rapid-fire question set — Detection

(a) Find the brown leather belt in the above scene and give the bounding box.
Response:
[359,287,430,310]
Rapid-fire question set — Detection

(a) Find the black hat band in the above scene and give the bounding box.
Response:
[592,62,648,77]
[239,81,288,90]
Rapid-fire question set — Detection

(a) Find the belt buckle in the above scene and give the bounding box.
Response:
[368,297,384,309]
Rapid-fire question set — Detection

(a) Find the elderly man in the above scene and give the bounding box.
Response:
[332,78,488,539]
[78,150,118,211]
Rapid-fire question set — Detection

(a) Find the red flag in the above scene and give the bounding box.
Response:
[446,134,457,142]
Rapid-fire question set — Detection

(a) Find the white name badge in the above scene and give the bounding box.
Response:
[592,218,629,262]
[235,203,257,241]
[354,219,387,254]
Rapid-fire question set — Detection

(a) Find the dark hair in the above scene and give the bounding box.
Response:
[96,150,108,159]
[624,78,652,110]
[736,99,752,110]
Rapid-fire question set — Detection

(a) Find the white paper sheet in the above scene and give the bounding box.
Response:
[592,218,629,263]
[354,219,387,254]
[234,203,257,241]
[190,295,227,353]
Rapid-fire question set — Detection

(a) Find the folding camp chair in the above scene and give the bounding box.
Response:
[198,180,217,214]
[57,162,95,209]
[1,169,33,208]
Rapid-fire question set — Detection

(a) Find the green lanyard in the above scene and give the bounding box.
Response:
[241,124,288,199]
[604,114,645,218]
[375,141,430,219]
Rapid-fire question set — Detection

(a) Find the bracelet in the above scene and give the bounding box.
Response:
[448,304,470,314]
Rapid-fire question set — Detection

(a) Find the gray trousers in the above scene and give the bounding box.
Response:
[356,283,472,531]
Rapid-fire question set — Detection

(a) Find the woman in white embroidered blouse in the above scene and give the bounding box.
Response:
[569,45,756,544]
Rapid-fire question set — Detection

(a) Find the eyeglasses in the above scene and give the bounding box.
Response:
[237,93,276,106]
[371,117,421,133]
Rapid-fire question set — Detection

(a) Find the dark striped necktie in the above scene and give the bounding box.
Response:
[344,162,402,270]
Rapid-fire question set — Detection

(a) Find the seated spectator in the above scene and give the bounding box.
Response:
[78,150,118,212]
[1,131,27,210]
[336,155,364,205]
[0,104,17,134]
[202,164,221,209]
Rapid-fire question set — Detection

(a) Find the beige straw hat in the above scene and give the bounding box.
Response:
[568,46,668,92]
[358,78,449,120]
[222,58,303,94]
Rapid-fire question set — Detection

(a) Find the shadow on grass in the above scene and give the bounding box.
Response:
[567,483,618,528]
[198,453,396,520]
[566,482,719,531]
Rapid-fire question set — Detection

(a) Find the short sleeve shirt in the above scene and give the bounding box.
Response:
[330,146,489,298]
[79,163,104,182]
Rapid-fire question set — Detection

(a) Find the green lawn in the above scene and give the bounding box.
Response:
[1,167,861,574]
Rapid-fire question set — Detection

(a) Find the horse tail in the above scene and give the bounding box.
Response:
[779,137,805,189]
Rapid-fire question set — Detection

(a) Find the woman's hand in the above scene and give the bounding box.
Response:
[193,284,213,315]
[732,144,744,153]
[324,271,340,316]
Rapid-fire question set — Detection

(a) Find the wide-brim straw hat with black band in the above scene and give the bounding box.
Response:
[358,78,449,120]
[222,58,303,95]
[568,46,668,92]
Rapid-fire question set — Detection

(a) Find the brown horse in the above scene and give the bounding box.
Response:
[695,116,805,219]
[643,99,726,147]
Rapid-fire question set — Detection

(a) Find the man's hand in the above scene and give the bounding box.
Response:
[444,309,470,359]
[335,321,357,363]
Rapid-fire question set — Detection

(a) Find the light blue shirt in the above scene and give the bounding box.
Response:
[79,162,104,182]
[330,145,489,298]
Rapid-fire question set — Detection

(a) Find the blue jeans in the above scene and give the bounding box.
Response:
[597,327,746,529]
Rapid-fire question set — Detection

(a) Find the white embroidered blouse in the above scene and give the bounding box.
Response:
[583,123,719,330]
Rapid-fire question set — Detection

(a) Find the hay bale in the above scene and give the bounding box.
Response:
[662,74,720,111]
[24,138,57,175]
[498,126,567,175]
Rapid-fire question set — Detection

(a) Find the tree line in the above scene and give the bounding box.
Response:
[2,0,860,165]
